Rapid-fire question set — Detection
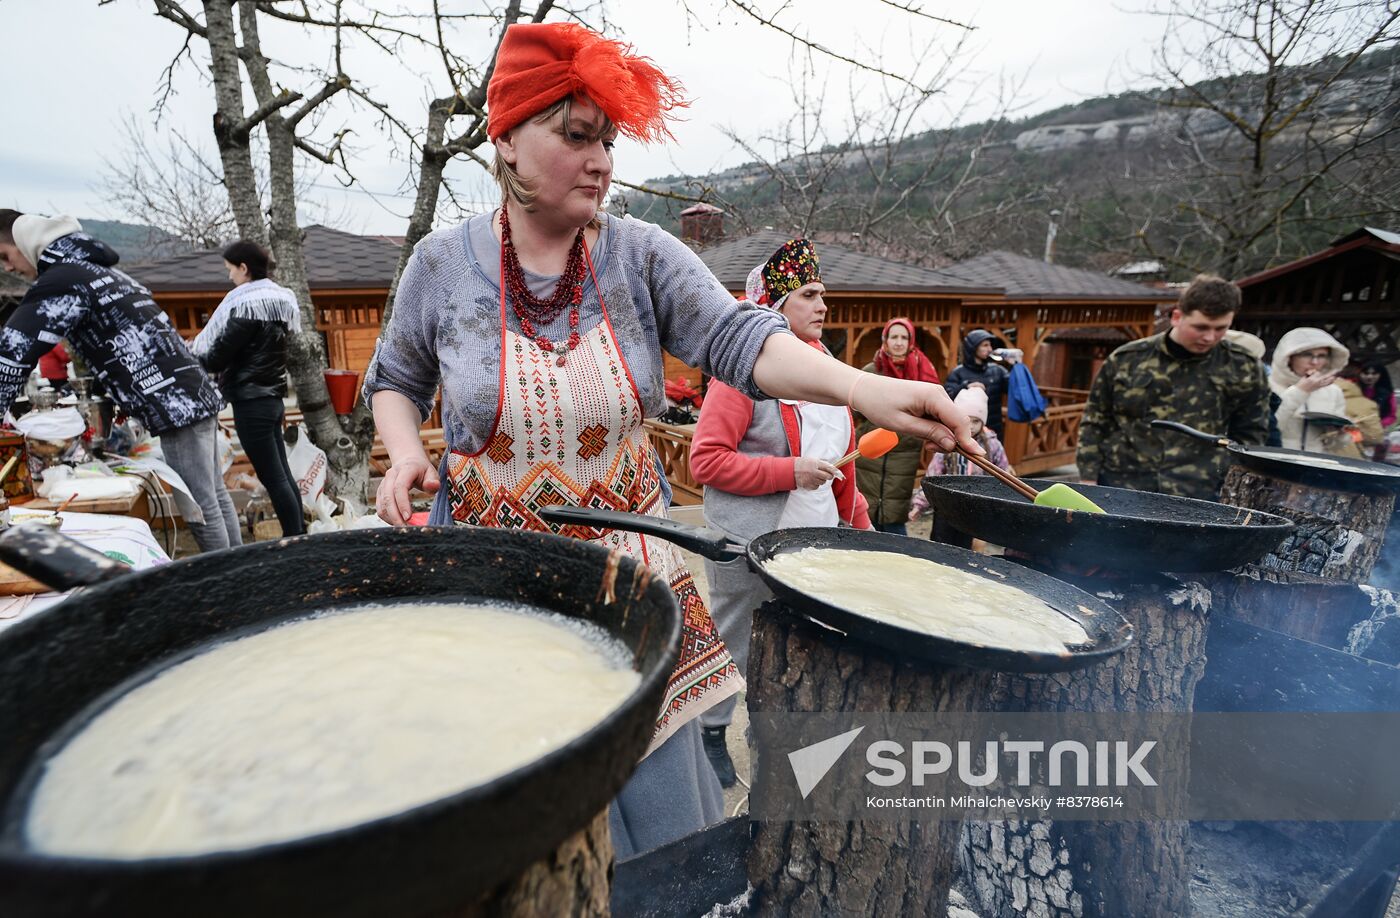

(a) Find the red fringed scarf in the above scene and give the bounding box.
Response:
[873,318,940,384]
[487,23,687,143]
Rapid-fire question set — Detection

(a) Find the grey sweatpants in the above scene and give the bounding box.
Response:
[699,556,771,729]
[161,417,242,553]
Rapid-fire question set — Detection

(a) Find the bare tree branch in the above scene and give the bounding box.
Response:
[873,0,974,30]
[721,0,941,91]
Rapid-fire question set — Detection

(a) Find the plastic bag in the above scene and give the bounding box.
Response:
[217,425,234,475]
[15,407,85,440]
[284,426,327,512]
[307,494,387,533]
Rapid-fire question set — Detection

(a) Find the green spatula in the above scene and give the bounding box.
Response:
[953,446,1107,514]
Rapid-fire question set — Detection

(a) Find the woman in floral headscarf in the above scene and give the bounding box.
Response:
[856,318,940,534]
[366,23,976,856]
[690,239,872,788]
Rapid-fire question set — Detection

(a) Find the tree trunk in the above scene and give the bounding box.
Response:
[235,3,371,506]
[1199,563,1393,652]
[202,0,267,247]
[1218,465,1395,584]
[448,809,612,918]
[746,601,989,917]
[961,576,1212,918]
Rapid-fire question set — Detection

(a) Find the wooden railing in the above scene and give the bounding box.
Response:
[1001,387,1089,475]
[639,392,1093,504]
[1037,386,1092,405]
[644,419,702,505]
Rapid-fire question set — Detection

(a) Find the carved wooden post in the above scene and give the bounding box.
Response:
[1218,465,1394,584]
[747,602,990,918]
[961,577,1212,918]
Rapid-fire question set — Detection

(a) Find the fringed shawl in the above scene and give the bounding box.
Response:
[192,278,302,358]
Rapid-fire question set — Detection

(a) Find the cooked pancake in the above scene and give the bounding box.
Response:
[764,547,1090,654]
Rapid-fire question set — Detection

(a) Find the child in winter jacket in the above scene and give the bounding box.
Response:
[908,386,1012,520]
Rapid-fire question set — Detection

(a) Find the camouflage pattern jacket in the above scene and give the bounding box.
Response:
[1076,333,1270,500]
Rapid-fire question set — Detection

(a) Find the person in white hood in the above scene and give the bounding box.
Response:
[1270,327,1353,454]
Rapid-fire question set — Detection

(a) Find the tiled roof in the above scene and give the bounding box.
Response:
[696,230,999,295]
[1332,226,1400,247]
[129,225,405,293]
[940,250,1172,301]
[1045,326,1133,343]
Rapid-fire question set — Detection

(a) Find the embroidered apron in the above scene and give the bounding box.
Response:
[444,248,740,753]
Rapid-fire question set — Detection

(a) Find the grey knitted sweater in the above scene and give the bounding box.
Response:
[364,212,788,508]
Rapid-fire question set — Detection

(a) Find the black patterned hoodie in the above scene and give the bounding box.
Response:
[0,233,223,434]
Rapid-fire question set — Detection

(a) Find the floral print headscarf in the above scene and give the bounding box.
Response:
[755,237,821,310]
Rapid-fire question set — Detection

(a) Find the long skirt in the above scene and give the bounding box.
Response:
[608,718,725,859]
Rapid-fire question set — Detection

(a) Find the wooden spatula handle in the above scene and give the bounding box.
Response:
[955,446,1040,501]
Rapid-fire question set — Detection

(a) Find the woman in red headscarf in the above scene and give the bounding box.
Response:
[855,318,940,534]
[366,22,978,857]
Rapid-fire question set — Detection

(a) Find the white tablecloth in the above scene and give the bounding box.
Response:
[0,510,170,633]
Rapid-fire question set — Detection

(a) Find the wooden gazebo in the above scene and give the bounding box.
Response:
[937,251,1172,472]
[696,230,1002,378]
[1233,227,1400,362]
[130,226,445,468]
[672,236,1170,485]
[130,225,402,375]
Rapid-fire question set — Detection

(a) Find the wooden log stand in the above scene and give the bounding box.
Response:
[747,601,991,918]
[960,576,1212,918]
[452,810,612,918]
[1218,465,1395,584]
[1200,563,1397,655]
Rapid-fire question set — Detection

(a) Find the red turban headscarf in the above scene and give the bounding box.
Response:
[873,317,940,384]
[486,23,687,143]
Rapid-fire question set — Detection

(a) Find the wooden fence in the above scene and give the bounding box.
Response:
[643,387,1092,506]
[1000,386,1089,475]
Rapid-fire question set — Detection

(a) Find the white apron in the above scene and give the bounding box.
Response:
[778,400,851,528]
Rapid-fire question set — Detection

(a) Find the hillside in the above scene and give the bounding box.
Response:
[78,219,196,263]
[0,219,189,304]
[621,46,1398,279]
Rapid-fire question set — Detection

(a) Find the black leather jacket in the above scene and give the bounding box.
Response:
[200,316,290,402]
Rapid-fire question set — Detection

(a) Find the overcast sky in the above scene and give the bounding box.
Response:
[1,0,1183,236]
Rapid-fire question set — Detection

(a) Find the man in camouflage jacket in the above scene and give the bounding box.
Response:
[1076,275,1270,500]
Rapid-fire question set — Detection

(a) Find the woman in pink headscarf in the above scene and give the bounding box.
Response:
[856,318,940,534]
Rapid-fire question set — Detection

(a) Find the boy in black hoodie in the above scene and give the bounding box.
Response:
[0,210,241,552]
[944,329,1010,435]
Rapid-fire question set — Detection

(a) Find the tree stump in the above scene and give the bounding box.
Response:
[747,601,990,918]
[453,809,612,918]
[961,576,1212,918]
[1199,563,1395,653]
[1218,465,1395,584]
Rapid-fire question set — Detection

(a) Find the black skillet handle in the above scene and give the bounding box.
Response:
[1149,419,1232,448]
[0,522,132,592]
[537,506,747,562]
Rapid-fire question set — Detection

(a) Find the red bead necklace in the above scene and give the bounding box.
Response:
[499,206,585,366]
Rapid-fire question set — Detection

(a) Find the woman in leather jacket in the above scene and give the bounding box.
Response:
[192,240,306,536]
